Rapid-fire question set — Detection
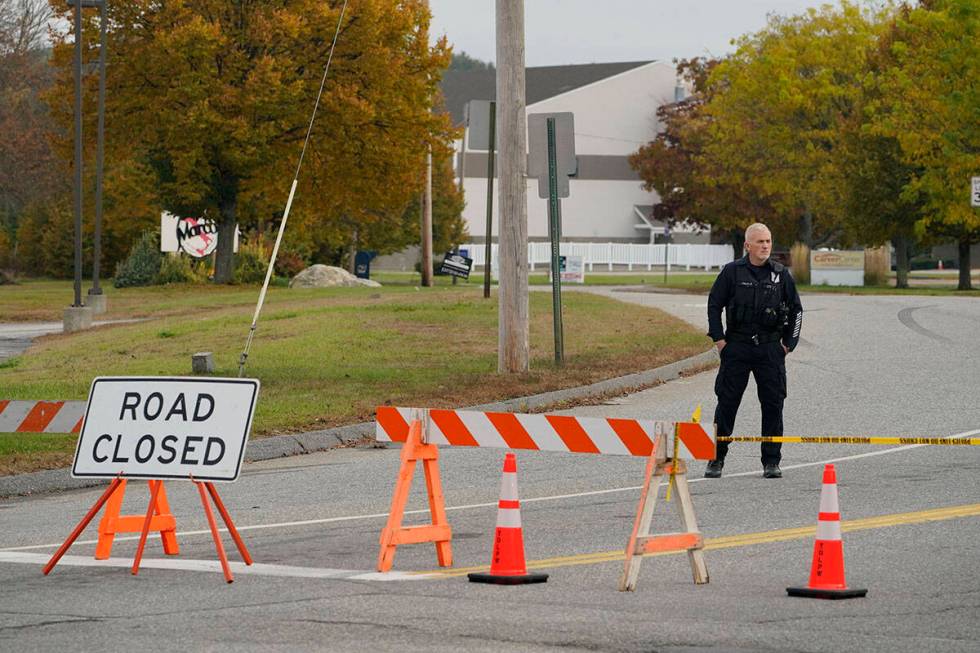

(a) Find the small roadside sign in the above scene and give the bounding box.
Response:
[560,255,585,284]
[439,252,473,279]
[72,377,260,482]
[972,176,980,207]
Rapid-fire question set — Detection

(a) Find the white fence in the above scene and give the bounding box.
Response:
[461,242,734,272]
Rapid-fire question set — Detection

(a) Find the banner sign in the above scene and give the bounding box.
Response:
[72,377,260,482]
[810,250,864,270]
[160,212,239,256]
[439,252,473,279]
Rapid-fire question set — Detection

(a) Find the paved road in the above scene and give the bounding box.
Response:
[0,320,143,363]
[1,290,978,652]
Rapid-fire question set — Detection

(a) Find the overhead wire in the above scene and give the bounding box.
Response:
[238,0,350,378]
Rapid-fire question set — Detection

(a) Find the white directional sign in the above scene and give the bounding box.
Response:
[72,377,260,482]
[972,176,980,207]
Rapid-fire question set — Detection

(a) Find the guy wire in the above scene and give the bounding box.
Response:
[239,0,350,378]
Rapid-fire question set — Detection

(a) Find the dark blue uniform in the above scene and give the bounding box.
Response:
[707,256,803,466]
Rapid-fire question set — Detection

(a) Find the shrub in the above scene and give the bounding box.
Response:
[233,241,270,284]
[114,231,161,287]
[864,246,890,286]
[155,252,204,284]
[789,242,810,285]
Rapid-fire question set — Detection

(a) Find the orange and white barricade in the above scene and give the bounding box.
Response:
[375,406,715,589]
[0,400,85,433]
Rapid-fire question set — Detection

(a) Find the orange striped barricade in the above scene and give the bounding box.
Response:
[375,406,715,588]
[0,400,85,433]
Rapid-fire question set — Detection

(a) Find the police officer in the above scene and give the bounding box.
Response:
[705,223,803,479]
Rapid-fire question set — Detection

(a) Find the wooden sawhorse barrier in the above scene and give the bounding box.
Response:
[619,427,709,591]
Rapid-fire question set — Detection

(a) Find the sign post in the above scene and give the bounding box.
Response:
[546,118,564,365]
[467,100,497,299]
[528,112,576,365]
[45,377,260,583]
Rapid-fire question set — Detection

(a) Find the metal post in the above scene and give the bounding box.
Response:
[72,0,83,308]
[421,145,433,287]
[482,101,496,299]
[546,118,564,365]
[90,0,107,299]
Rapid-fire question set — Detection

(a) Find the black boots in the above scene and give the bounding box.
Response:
[763,463,783,478]
[704,460,724,478]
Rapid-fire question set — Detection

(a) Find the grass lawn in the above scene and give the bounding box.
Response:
[0,279,709,475]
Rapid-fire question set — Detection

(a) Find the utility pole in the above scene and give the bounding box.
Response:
[421,145,433,286]
[420,0,433,288]
[495,0,529,373]
[87,0,108,314]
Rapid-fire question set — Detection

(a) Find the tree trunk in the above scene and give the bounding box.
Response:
[958,239,972,291]
[731,228,744,260]
[347,227,358,275]
[798,212,813,248]
[892,235,909,289]
[214,204,237,284]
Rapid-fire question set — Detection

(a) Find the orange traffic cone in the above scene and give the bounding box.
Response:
[468,453,548,585]
[787,464,867,599]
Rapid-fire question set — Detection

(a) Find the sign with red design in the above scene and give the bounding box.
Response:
[160,212,239,256]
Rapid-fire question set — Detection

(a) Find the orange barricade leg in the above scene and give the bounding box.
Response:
[377,418,452,572]
[619,429,709,591]
[44,477,123,575]
[95,479,179,559]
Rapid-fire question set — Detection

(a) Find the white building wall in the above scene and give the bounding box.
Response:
[459,61,697,242]
[464,178,653,241]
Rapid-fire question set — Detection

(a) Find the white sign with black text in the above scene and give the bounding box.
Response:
[72,377,260,482]
[972,176,980,207]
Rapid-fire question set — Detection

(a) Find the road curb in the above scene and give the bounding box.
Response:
[0,348,718,498]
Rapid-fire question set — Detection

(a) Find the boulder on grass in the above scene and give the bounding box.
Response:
[289,264,382,288]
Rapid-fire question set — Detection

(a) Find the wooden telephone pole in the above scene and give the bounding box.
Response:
[495,0,529,373]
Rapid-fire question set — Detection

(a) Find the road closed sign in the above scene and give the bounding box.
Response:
[72,377,260,482]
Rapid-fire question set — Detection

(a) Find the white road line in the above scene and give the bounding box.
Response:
[2,429,977,554]
[0,551,434,581]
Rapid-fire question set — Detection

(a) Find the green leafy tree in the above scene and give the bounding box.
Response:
[871,0,980,289]
[630,58,781,257]
[449,51,494,72]
[700,3,882,247]
[46,0,454,283]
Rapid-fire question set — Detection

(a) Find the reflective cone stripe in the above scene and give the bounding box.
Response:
[815,465,842,542]
[495,455,522,530]
[376,406,716,460]
[0,401,86,433]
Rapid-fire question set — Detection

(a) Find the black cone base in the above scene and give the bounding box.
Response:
[787,585,867,599]
[468,571,549,585]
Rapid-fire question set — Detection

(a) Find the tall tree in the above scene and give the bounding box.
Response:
[630,57,781,257]
[700,3,881,247]
[871,0,980,289]
[0,0,63,238]
[46,0,453,283]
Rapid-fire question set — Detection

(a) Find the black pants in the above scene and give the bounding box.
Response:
[713,339,787,465]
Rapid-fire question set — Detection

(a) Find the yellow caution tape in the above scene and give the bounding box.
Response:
[717,436,980,446]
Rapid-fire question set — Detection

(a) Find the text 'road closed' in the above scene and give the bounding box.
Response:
[72,378,260,482]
